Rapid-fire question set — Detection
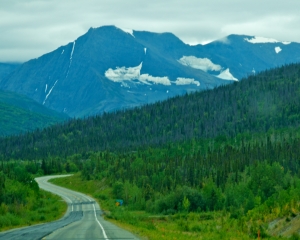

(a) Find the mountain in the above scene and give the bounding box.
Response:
[194,34,300,79]
[1,26,300,117]
[1,63,300,160]
[0,26,226,117]
[0,62,20,80]
[0,90,68,136]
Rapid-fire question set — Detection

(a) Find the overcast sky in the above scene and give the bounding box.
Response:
[1,0,300,62]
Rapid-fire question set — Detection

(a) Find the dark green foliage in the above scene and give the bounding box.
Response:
[0,90,68,136]
[2,63,300,237]
[1,63,300,159]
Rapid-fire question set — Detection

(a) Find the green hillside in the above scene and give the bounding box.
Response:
[1,63,300,238]
[0,90,68,136]
[1,63,300,159]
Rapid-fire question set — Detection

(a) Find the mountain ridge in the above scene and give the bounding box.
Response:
[1,25,300,117]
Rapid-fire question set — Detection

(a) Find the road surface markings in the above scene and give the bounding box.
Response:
[93,204,108,239]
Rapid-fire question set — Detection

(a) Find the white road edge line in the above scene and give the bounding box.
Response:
[93,204,108,239]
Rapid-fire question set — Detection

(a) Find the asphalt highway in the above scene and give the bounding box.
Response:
[0,175,139,240]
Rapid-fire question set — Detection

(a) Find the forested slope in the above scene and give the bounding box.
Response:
[1,63,300,159]
[2,63,300,238]
[0,90,68,136]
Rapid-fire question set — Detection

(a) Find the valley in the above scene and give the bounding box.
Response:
[1,26,300,239]
[0,64,300,239]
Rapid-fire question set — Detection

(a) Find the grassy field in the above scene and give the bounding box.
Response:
[0,189,67,231]
[51,174,293,240]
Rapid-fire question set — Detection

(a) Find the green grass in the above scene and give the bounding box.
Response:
[0,189,67,231]
[50,174,288,240]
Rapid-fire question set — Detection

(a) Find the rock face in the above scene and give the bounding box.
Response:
[1,26,300,117]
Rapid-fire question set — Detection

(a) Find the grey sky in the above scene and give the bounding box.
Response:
[1,0,300,62]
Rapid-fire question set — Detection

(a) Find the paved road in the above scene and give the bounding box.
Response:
[0,175,139,240]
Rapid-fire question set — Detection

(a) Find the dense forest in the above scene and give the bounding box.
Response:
[1,63,300,237]
[0,161,66,230]
[1,63,300,160]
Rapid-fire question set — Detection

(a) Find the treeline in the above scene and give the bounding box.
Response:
[1,63,300,160]
[59,126,298,212]
[0,162,65,230]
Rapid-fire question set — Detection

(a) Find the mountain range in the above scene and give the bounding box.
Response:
[1,25,300,117]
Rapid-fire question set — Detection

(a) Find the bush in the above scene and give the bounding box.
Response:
[191,224,202,232]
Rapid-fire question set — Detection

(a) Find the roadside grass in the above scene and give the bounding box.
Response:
[50,174,286,240]
[0,189,67,231]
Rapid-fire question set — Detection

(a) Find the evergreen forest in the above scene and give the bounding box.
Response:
[1,63,300,238]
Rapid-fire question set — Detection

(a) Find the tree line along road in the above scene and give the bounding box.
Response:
[0,175,139,240]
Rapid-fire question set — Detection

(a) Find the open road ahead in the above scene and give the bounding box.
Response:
[0,175,140,240]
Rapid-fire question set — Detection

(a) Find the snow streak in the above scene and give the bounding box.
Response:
[43,80,58,105]
[66,41,76,78]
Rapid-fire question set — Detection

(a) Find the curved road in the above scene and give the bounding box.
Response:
[0,175,139,240]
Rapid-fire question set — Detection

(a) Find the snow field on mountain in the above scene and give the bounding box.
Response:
[216,69,238,81]
[178,56,238,81]
[105,62,200,86]
[245,36,291,45]
[119,27,135,37]
[178,56,222,72]
[275,47,282,53]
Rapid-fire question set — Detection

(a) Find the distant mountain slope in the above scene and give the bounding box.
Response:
[0,26,225,117]
[194,34,300,79]
[1,26,300,117]
[0,90,68,136]
[1,63,300,159]
[0,62,20,80]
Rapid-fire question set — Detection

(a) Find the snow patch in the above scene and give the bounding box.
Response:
[139,74,171,85]
[61,49,64,54]
[119,27,135,37]
[216,68,238,81]
[70,41,75,60]
[245,36,291,45]
[105,63,143,82]
[187,42,201,46]
[105,62,171,85]
[275,46,282,53]
[66,41,76,78]
[45,84,48,93]
[43,80,58,104]
[178,56,222,72]
[216,37,230,44]
[121,82,131,88]
[105,62,200,87]
[175,78,200,86]
[144,48,147,54]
